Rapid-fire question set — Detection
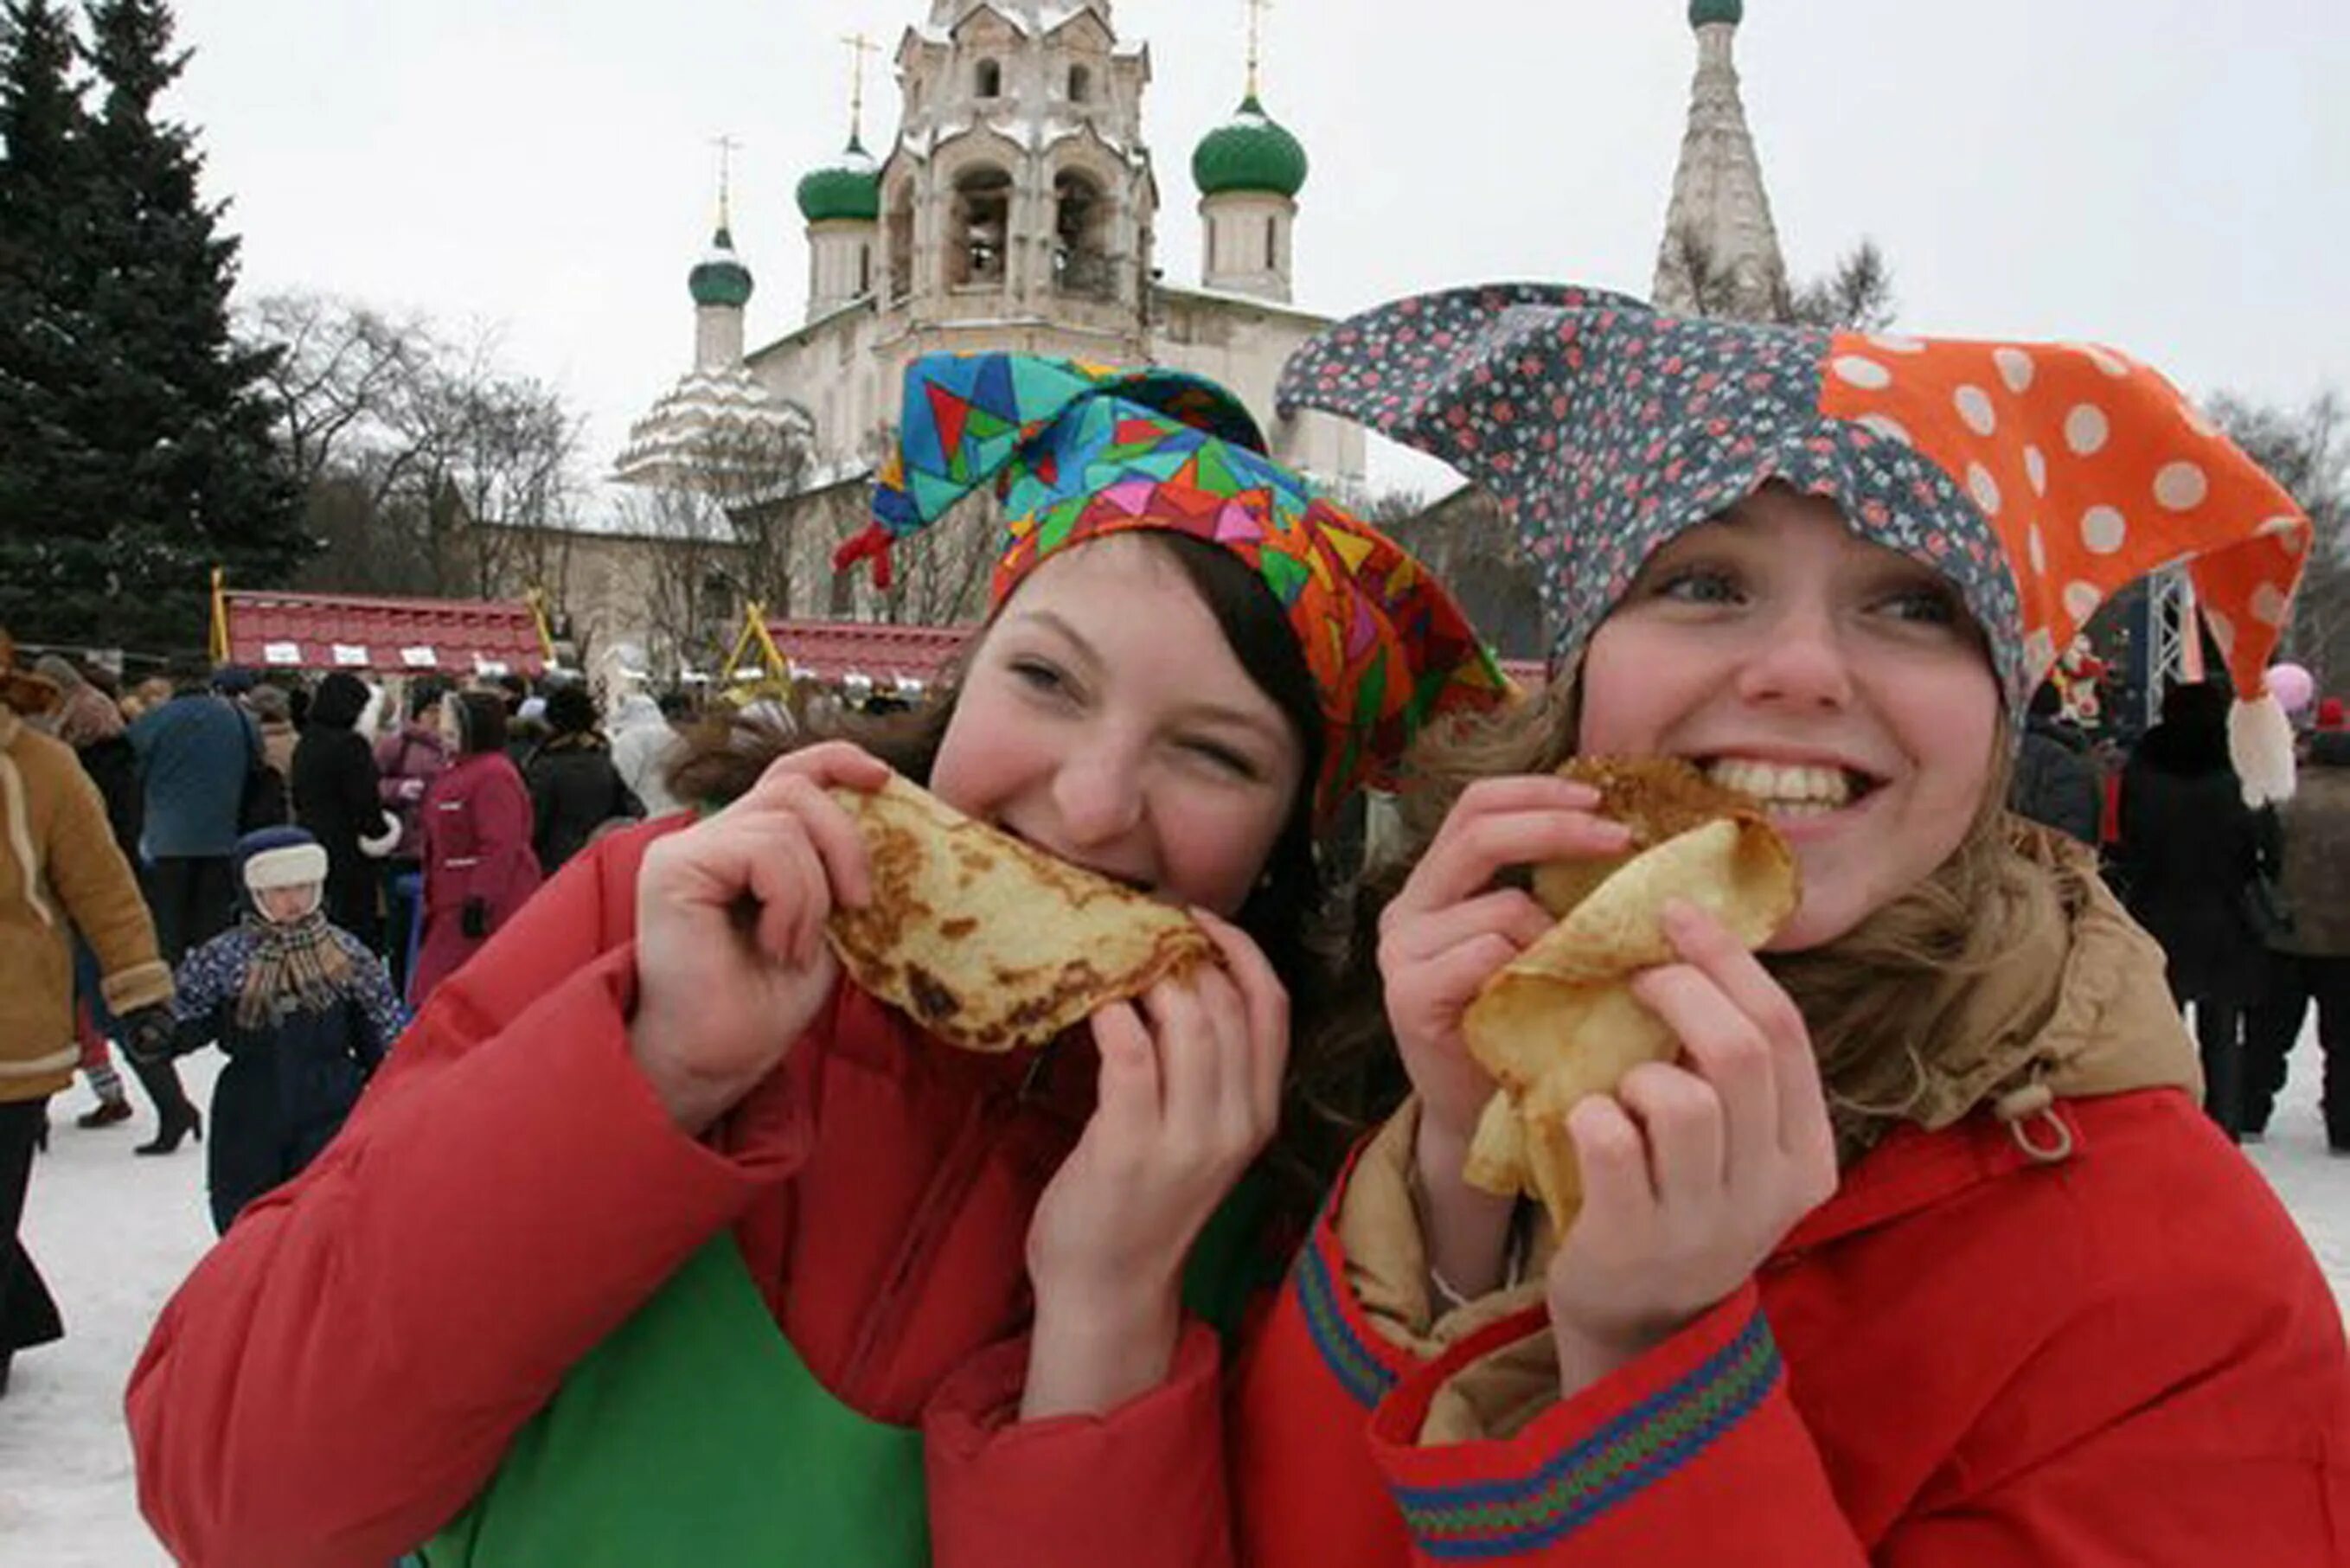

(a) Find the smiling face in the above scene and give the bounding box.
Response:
[928,534,1309,918]
[1577,483,2003,950]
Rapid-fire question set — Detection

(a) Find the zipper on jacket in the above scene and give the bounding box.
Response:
[836,1085,1025,1397]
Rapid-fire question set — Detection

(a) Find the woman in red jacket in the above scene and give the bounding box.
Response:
[409,690,541,1005]
[125,355,1502,1567]
[1230,286,2348,1565]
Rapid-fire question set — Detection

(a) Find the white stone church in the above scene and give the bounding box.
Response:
[618,0,1367,525]
[601,0,1786,658]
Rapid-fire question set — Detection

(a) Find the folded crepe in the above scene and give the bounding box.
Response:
[826,775,1216,1053]
[1462,758,1800,1231]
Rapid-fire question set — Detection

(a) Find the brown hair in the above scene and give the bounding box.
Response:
[446,690,509,758]
[1306,676,2069,1171]
[669,534,1350,1209]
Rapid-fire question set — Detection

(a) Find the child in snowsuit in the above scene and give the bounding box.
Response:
[169,826,405,1233]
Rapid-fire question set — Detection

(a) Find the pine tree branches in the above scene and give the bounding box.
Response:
[0,0,301,655]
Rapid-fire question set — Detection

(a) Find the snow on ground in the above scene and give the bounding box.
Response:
[4,1052,220,1568]
[7,1033,2350,1565]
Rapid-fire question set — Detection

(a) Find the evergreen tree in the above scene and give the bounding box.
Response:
[0,0,303,652]
[0,0,108,629]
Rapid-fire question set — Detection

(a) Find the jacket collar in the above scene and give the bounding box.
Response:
[1781,851,2196,1256]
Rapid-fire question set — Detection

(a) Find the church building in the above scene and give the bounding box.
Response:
[604,0,1792,667]
[618,0,1366,622]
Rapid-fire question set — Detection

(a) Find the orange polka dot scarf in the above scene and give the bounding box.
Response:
[1278,283,2312,802]
[838,351,1508,825]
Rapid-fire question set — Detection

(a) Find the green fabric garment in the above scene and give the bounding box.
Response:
[420,1236,930,1567]
[419,1177,1282,1566]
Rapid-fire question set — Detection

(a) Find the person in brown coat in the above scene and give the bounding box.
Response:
[2243,725,2350,1146]
[0,630,176,1396]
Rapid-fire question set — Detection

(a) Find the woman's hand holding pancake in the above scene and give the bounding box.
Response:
[1020,913,1288,1419]
[1379,776,1632,1299]
[1544,899,1838,1392]
[629,743,891,1134]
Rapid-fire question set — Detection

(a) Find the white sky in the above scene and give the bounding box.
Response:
[164,0,2349,509]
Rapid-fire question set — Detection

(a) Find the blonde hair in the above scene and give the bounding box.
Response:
[1308,676,2076,1168]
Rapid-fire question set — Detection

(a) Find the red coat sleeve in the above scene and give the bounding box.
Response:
[1350,1197,2350,1567]
[1365,1287,1867,1566]
[125,828,805,1568]
[922,1320,1234,1568]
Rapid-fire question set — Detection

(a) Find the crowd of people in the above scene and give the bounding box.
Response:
[3,296,2347,1562]
[0,650,698,1389]
[2008,676,2350,1146]
[78,657,687,1013]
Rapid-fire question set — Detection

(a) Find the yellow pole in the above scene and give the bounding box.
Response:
[523,586,558,667]
[208,566,228,665]
[751,606,787,679]
[722,601,765,683]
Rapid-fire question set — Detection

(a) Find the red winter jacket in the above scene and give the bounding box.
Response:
[127,819,1239,1568]
[412,750,540,1002]
[1231,1089,2350,1565]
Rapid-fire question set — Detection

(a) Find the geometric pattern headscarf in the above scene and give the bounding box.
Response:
[836,352,1508,824]
[1277,283,2312,803]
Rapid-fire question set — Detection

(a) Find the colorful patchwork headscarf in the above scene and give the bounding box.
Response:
[1277,284,2313,803]
[835,352,1508,823]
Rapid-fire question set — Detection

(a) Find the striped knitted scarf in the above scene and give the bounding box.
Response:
[235,910,359,1031]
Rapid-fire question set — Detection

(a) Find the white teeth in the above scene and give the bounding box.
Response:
[1704,758,1855,810]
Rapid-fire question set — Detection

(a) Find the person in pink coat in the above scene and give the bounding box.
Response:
[411,690,540,1004]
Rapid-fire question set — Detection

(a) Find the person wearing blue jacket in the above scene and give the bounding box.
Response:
[119,655,252,1153]
[164,827,406,1232]
[126,656,256,963]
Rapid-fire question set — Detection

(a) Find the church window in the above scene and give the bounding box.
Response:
[1265,217,1278,272]
[1053,169,1113,300]
[951,166,1013,287]
[859,244,872,297]
[1068,65,1091,103]
[975,59,1002,98]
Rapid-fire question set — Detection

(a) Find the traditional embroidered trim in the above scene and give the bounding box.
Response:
[1295,1219,1399,1410]
[1394,1309,1782,1559]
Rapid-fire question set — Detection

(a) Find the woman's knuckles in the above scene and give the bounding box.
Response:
[1692,1028,1772,1081]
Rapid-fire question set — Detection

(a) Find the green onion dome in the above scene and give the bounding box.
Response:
[1690,0,1743,27]
[1191,95,1309,200]
[796,134,882,225]
[688,228,754,309]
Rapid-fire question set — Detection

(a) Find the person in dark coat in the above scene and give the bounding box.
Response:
[290,673,399,955]
[126,655,254,964]
[167,828,403,1233]
[522,683,641,876]
[2242,728,2350,1146]
[37,654,143,855]
[2008,680,2103,844]
[242,683,298,827]
[2116,681,2274,1137]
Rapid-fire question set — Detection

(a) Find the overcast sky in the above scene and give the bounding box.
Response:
[165,0,2348,508]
